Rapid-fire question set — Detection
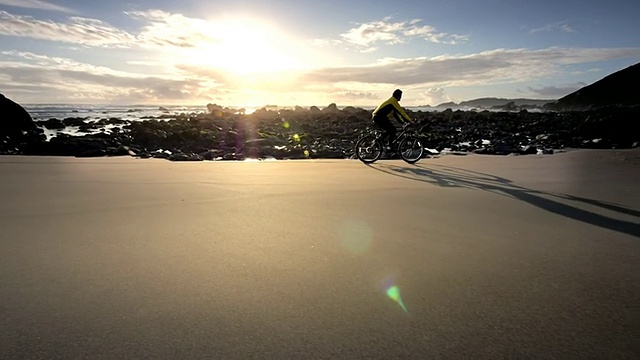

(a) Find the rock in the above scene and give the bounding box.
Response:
[222,152,244,161]
[0,93,46,154]
[322,103,339,112]
[40,118,65,130]
[493,142,518,155]
[473,148,492,155]
[206,103,225,117]
[4,98,639,160]
[151,150,172,159]
[311,148,344,159]
[168,152,203,161]
[112,145,137,156]
[548,62,640,110]
[0,93,32,126]
[520,145,538,155]
[62,117,87,127]
[78,124,95,133]
[40,134,121,157]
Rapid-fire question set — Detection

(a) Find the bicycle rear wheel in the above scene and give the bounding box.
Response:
[398,136,424,164]
[355,135,383,163]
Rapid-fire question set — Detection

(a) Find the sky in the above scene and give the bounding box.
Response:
[0,0,639,107]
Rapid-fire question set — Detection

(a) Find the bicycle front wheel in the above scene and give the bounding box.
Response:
[399,136,424,164]
[355,135,383,163]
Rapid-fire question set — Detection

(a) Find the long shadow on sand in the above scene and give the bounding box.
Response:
[366,161,640,238]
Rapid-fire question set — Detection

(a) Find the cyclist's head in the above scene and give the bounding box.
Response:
[392,89,403,101]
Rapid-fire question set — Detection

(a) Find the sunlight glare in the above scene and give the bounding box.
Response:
[194,17,301,76]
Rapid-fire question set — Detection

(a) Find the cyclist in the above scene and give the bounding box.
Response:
[372,89,412,151]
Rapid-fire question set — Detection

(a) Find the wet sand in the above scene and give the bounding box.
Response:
[1,150,638,359]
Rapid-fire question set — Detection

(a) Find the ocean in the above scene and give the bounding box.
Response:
[24,103,510,122]
[24,104,209,122]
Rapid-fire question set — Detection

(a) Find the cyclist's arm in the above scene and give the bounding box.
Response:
[390,97,412,122]
[392,112,404,123]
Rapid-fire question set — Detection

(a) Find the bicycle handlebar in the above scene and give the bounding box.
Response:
[402,121,417,129]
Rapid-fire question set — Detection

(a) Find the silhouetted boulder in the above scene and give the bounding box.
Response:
[168,152,203,161]
[41,118,65,130]
[322,103,339,112]
[0,93,46,154]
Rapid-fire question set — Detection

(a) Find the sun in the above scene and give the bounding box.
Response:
[154,14,330,106]
[192,17,301,76]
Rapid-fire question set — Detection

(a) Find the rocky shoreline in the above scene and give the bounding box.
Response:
[2,95,638,161]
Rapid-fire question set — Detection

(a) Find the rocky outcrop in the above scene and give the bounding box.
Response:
[0,93,46,154]
[546,62,640,110]
[2,98,638,160]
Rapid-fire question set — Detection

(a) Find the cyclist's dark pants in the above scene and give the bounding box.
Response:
[372,115,396,146]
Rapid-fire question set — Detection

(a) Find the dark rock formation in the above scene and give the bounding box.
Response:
[547,62,640,110]
[40,118,65,130]
[0,93,46,154]
[2,98,639,160]
[322,103,339,112]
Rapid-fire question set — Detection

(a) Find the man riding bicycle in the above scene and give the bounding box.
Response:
[372,89,412,151]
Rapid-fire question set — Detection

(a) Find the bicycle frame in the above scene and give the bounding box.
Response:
[354,123,425,164]
[371,124,419,146]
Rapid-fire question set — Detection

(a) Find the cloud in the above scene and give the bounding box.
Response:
[300,47,640,87]
[0,51,222,103]
[417,87,452,106]
[1,7,638,107]
[0,10,314,104]
[527,83,586,97]
[0,0,75,13]
[125,10,219,49]
[5,44,637,105]
[319,17,468,53]
[0,11,135,47]
[530,22,576,34]
[571,67,601,76]
[0,9,307,75]
[0,9,222,50]
[340,91,379,101]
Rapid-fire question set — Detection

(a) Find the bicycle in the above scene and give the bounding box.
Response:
[355,122,425,164]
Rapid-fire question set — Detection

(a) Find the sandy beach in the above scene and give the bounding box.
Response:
[1,150,638,359]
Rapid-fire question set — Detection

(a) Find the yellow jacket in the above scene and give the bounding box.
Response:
[372,96,412,123]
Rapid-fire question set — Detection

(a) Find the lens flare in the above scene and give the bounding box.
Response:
[386,285,408,313]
